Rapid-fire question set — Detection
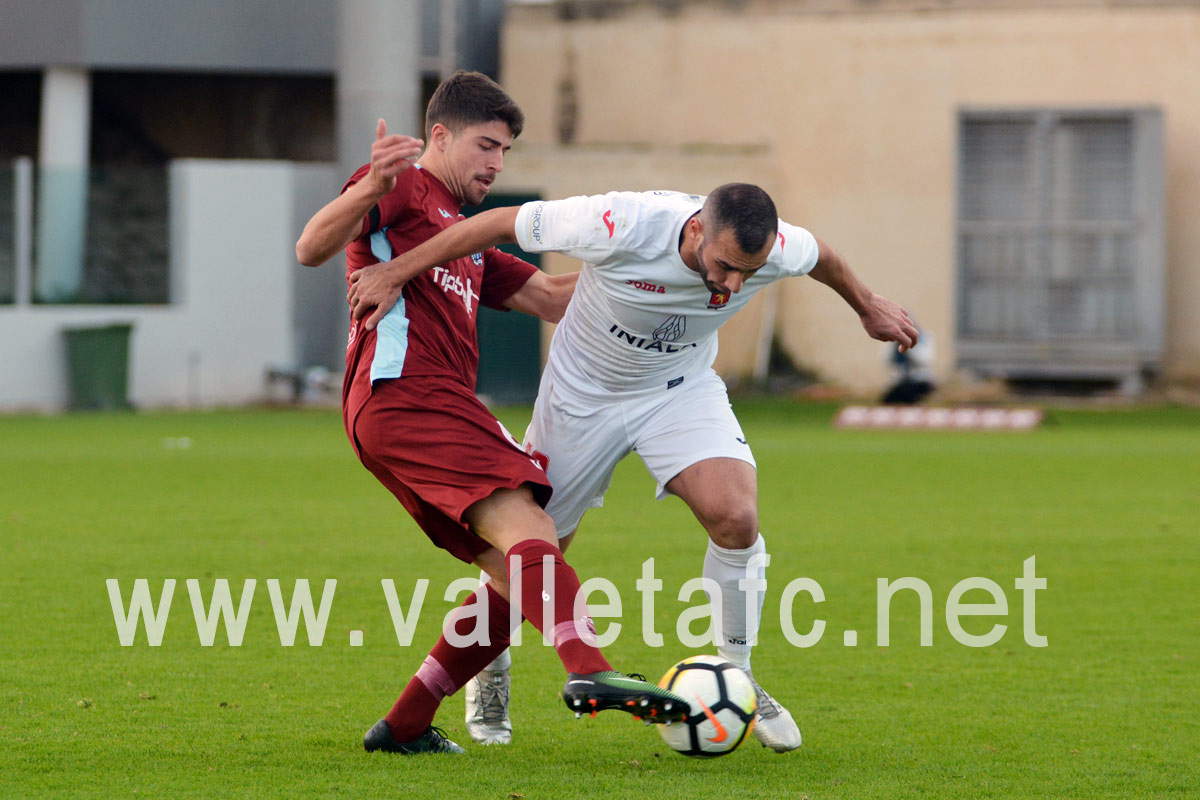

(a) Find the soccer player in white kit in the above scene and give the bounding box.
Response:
[348,183,919,752]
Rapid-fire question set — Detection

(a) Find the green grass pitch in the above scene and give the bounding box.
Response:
[1,400,1197,798]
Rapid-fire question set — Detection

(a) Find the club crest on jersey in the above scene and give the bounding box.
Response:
[471,251,484,267]
[707,290,731,309]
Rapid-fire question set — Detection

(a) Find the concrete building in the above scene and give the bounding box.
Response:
[0,0,507,410]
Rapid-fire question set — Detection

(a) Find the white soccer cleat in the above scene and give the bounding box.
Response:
[464,666,512,745]
[747,673,802,753]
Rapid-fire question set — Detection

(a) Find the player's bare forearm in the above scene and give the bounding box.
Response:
[505,271,579,323]
[297,119,424,266]
[348,206,521,330]
[295,179,386,266]
[808,236,919,351]
[807,238,873,314]
[404,206,520,270]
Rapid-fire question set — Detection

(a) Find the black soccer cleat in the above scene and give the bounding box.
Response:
[363,719,465,754]
[562,671,689,723]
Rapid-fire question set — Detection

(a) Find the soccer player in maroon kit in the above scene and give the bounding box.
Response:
[296,72,685,754]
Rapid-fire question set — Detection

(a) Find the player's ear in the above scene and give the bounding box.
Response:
[429,122,452,151]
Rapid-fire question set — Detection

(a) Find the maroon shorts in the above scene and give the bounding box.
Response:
[349,376,552,565]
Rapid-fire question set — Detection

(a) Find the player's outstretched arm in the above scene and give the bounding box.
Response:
[295,119,423,266]
[348,206,521,330]
[808,237,919,352]
[504,271,580,323]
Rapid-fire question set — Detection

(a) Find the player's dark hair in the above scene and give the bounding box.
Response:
[704,183,778,255]
[425,71,525,139]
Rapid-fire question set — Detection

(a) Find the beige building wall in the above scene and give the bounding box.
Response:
[497,1,1200,391]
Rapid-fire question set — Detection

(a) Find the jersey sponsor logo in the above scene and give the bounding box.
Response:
[608,324,698,353]
[431,265,480,315]
[707,290,731,309]
[625,279,666,294]
[602,209,615,238]
[529,203,544,244]
[652,314,686,342]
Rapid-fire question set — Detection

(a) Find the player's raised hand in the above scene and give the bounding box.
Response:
[367,118,423,195]
[859,294,919,353]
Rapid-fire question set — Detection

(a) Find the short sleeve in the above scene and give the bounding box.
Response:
[513,192,632,265]
[341,164,415,238]
[479,248,538,311]
[772,220,821,277]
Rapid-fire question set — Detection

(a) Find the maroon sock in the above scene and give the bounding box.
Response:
[507,538,611,675]
[384,583,514,742]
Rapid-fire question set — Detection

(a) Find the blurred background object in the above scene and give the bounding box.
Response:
[882,327,935,405]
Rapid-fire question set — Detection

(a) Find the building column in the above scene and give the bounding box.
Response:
[35,66,91,302]
[336,0,421,178]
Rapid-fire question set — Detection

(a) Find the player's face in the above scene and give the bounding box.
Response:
[695,227,773,295]
[439,120,514,206]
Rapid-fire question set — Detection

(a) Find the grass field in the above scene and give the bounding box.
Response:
[2,400,1198,798]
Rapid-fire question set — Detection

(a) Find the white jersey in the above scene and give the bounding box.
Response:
[513,191,820,394]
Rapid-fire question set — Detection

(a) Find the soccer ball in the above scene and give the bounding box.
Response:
[657,655,757,758]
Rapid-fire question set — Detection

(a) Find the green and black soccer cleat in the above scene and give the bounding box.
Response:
[563,671,689,723]
[363,720,465,754]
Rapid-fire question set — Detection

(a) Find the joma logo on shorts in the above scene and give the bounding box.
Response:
[608,324,698,353]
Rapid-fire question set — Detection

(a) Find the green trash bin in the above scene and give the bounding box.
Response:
[64,323,133,410]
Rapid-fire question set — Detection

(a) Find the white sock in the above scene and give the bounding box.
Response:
[478,569,511,673]
[703,534,768,670]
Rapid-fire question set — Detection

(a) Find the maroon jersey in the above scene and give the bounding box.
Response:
[340,164,537,432]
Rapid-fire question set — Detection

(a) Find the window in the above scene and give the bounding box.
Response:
[956,108,1164,381]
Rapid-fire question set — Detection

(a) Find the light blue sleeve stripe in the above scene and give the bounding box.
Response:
[367,229,410,383]
[370,228,394,263]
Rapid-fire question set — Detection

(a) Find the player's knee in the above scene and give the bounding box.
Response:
[506,504,559,551]
[467,487,558,553]
[526,510,558,545]
[705,504,759,550]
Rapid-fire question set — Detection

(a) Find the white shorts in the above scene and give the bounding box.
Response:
[524,368,756,537]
